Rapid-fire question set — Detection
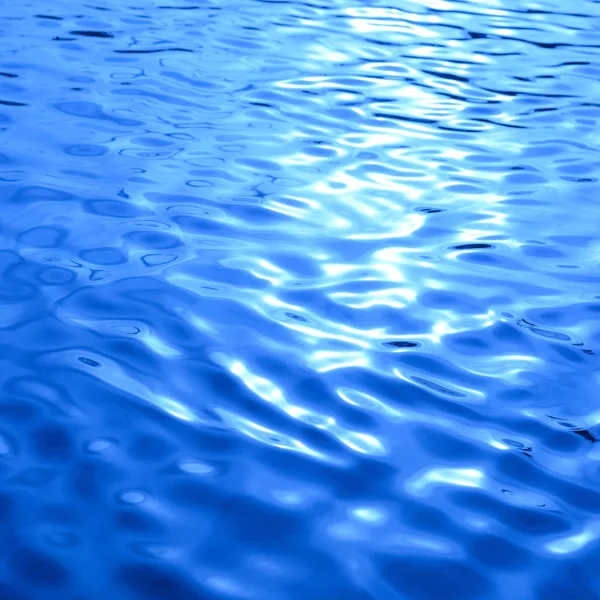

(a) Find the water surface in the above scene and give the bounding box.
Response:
[1,0,600,598]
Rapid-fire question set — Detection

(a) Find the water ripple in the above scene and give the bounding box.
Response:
[1,0,600,597]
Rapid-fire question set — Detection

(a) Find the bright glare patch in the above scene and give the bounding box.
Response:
[407,467,485,496]
[546,523,600,555]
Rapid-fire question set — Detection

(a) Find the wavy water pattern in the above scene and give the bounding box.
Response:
[1,0,600,598]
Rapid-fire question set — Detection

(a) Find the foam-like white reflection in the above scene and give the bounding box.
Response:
[229,359,286,406]
[348,213,425,240]
[329,287,416,310]
[345,8,441,39]
[340,431,385,456]
[222,257,285,286]
[546,521,600,555]
[43,349,199,422]
[309,351,370,373]
[351,506,388,525]
[338,388,406,420]
[216,355,384,455]
[141,332,182,358]
[464,354,541,380]
[407,467,485,496]
[215,407,326,459]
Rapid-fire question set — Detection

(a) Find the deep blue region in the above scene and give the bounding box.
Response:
[1,0,600,598]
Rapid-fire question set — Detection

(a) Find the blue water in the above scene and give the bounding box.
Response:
[1,0,600,598]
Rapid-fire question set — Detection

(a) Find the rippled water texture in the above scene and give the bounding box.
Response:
[1,0,600,597]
